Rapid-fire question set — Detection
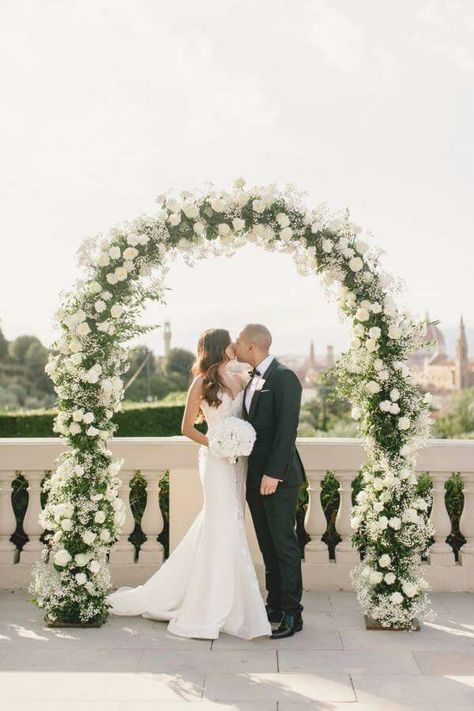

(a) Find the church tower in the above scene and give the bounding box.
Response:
[326,345,335,367]
[454,315,468,390]
[309,340,316,369]
[163,321,172,362]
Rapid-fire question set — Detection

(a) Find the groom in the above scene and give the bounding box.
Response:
[234,324,307,639]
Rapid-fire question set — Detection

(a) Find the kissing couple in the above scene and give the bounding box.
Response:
[106,323,307,640]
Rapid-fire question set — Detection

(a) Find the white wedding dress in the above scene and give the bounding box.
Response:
[106,388,272,640]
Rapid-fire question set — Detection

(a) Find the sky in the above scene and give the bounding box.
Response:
[1,0,473,359]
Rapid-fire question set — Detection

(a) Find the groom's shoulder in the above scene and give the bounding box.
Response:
[272,361,302,387]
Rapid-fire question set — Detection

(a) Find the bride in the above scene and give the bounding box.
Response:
[105,328,272,640]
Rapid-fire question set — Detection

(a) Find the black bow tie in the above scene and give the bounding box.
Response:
[248,367,261,378]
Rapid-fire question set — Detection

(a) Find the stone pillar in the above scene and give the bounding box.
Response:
[334,470,360,564]
[20,471,45,564]
[428,472,455,566]
[304,470,329,563]
[109,470,136,565]
[459,472,474,565]
[0,471,18,564]
[139,470,165,565]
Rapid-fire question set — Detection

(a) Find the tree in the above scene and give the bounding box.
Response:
[164,348,194,380]
[434,388,474,439]
[9,335,42,364]
[0,323,8,361]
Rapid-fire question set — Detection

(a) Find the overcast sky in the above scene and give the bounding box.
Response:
[1,0,472,358]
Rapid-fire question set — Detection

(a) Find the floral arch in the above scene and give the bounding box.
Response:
[31,179,435,630]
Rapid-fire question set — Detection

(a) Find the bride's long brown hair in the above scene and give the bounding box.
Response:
[191,328,233,412]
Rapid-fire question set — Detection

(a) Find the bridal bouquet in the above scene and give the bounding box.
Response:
[208,416,257,464]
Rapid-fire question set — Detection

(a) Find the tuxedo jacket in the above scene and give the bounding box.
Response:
[242,358,307,490]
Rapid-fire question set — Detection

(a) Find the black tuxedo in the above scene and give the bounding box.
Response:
[243,357,306,617]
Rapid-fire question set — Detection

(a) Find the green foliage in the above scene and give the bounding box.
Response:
[433,388,474,439]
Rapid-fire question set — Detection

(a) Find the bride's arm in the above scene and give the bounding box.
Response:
[181,376,209,446]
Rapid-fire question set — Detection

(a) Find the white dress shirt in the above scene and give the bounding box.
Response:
[245,354,274,412]
[245,354,283,483]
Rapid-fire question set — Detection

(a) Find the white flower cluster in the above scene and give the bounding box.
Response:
[33,179,434,628]
[208,416,257,464]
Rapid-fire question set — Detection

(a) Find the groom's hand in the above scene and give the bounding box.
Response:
[260,474,280,495]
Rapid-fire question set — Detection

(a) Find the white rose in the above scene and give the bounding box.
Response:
[361,565,372,578]
[61,518,73,531]
[69,422,81,435]
[210,197,226,212]
[218,223,231,236]
[74,464,84,476]
[75,553,89,566]
[70,353,83,365]
[390,388,400,401]
[276,212,290,227]
[100,529,111,542]
[322,239,333,253]
[349,256,363,272]
[182,202,199,219]
[366,380,381,394]
[355,240,369,254]
[379,554,391,568]
[402,581,418,598]
[280,227,293,242]
[379,400,392,412]
[76,322,91,337]
[351,406,361,420]
[123,247,138,261]
[390,592,404,604]
[75,572,88,585]
[115,267,128,281]
[377,516,389,529]
[252,199,266,213]
[402,508,419,523]
[89,559,101,574]
[232,217,245,231]
[350,337,361,350]
[88,281,102,294]
[366,339,378,352]
[388,325,402,339]
[109,246,121,260]
[390,403,400,414]
[81,530,96,545]
[83,412,95,424]
[165,197,179,212]
[72,410,83,422]
[94,510,106,524]
[397,416,411,430]
[54,549,72,567]
[369,570,383,585]
[193,221,205,235]
[311,221,323,233]
[353,323,365,337]
[169,213,181,226]
[355,307,370,322]
[110,304,123,319]
[86,426,99,437]
[368,327,381,339]
[106,273,118,285]
[384,572,396,585]
[97,252,110,267]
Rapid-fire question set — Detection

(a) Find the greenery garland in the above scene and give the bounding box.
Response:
[30,179,434,628]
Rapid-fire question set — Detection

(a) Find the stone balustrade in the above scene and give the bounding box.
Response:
[1,437,473,591]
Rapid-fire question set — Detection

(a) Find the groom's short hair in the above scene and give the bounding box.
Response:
[242,323,272,351]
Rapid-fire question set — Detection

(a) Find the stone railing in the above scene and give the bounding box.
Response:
[1,437,473,591]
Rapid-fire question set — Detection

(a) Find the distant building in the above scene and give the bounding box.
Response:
[409,315,474,396]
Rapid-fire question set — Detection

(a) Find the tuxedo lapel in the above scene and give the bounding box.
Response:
[248,358,280,420]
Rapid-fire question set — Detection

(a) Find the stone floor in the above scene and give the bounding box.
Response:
[1,589,474,710]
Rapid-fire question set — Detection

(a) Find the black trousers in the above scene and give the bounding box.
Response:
[246,483,303,617]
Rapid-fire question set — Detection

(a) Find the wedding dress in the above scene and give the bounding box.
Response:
[105,388,272,640]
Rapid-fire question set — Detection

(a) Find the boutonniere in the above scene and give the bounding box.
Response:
[254,377,266,391]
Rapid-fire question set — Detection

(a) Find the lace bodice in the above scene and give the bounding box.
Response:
[200,389,244,433]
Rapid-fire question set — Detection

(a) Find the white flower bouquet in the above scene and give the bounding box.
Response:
[208,416,257,464]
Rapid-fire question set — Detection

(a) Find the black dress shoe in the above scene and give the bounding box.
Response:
[265,605,284,624]
[270,612,303,639]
